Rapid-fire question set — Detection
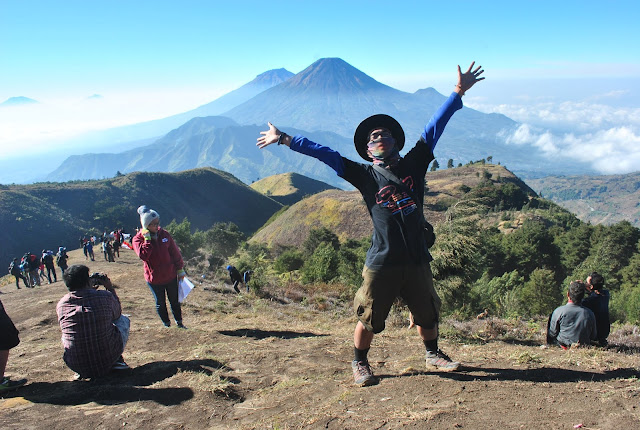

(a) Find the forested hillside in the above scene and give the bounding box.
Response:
[219,162,640,324]
[526,172,640,227]
[0,168,282,266]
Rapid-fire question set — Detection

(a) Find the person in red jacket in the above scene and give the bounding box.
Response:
[132,205,187,329]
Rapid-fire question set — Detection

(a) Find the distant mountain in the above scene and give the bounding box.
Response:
[0,167,282,267]
[221,58,591,177]
[0,96,38,106]
[250,172,338,206]
[44,116,357,188]
[525,172,640,227]
[56,68,295,149]
[42,58,593,186]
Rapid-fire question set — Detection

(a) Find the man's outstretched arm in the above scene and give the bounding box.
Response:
[257,122,345,176]
[422,62,485,153]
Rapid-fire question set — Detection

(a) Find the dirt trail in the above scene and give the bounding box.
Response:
[1,248,639,429]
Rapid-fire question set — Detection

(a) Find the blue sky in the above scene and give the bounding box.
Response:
[1,0,639,174]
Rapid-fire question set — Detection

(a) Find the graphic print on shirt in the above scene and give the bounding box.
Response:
[375,175,417,216]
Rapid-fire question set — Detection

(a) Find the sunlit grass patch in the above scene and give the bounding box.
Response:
[182,367,236,397]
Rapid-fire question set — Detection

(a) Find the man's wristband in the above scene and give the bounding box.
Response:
[277,133,288,145]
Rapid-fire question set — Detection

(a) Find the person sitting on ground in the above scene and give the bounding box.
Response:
[0,299,27,392]
[57,265,130,379]
[582,271,610,346]
[226,265,244,293]
[547,280,597,349]
[8,258,29,289]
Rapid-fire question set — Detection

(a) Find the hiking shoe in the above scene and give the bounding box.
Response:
[0,376,27,392]
[112,359,130,371]
[425,350,460,372]
[351,360,378,386]
[162,321,171,328]
[176,322,187,329]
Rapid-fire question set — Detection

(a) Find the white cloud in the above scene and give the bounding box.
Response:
[471,99,640,133]
[0,89,224,159]
[469,97,640,175]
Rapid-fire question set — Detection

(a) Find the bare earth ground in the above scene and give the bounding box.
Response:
[1,249,639,429]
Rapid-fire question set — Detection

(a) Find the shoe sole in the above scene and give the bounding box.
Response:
[426,363,460,372]
[355,377,379,387]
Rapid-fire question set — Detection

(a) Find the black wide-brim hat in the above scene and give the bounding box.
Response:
[354,114,405,162]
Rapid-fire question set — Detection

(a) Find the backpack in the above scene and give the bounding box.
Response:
[28,254,40,270]
[43,253,54,265]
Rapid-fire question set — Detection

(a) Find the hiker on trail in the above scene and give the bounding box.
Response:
[56,247,69,274]
[86,240,95,261]
[38,261,48,284]
[243,270,252,293]
[42,250,57,283]
[133,205,187,329]
[57,265,130,379]
[8,258,29,289]
[113,230,122,257]
[102,240,109,261]
[547,280,597,349]
[22,252,40,287]
[0,299,28,392]
[257,62,485,386]
[81,238,88,260]
[113,237,121,258]
[583,272,610,346]
[106,241,115,262]
[226,265,244,293]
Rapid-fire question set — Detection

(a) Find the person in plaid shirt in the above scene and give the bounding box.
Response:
[57,265,130,379]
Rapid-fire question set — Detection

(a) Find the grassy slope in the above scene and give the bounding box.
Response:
[249,172,338,206]
[251,163,541,249]
[0,167,282,266]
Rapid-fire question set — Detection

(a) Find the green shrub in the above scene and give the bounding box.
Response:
[274,249,304,273]
[301,242,339,283]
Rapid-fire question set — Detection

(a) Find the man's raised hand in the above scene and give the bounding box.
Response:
[257,122,281,149]
[457,61,485,94]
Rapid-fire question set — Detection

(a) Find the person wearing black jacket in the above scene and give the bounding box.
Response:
[8,258,28,289]
[258,62,485,386]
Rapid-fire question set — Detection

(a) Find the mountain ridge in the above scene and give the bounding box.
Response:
[37,58,596,188]
[0,167,283,266]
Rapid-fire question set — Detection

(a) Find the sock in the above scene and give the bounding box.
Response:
[354,347,370,363]
[424,339,438,354]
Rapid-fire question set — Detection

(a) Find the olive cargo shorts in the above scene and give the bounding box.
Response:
[354,263,441,334]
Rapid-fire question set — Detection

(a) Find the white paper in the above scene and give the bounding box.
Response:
[178,277,194,303]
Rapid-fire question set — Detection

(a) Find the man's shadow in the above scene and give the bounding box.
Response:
[219,328,328,340]
[378,365,639,383]
[11,359,240,406]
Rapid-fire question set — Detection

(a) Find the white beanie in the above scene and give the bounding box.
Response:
[137,205,159,229]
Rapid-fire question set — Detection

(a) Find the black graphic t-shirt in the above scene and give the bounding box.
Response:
[341,139,433,269]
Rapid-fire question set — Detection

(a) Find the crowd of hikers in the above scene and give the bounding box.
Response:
[0,62,615,395]
[7,248,69,289]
